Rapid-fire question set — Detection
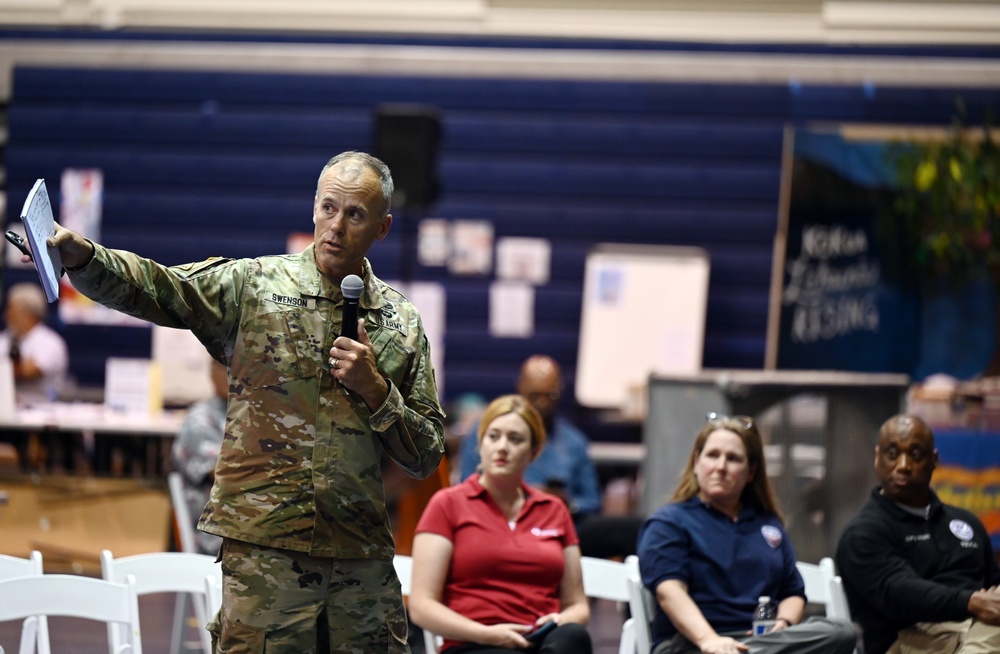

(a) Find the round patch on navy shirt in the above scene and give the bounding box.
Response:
[950,519,974,541]
[761,525,783,548]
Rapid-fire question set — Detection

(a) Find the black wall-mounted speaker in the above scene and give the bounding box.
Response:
[372,105,441,214]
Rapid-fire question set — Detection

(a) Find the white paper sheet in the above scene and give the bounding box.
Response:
[496,237,551,284]
[489,281,534,338]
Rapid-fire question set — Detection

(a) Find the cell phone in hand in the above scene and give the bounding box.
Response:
[524,620,557,644]
[5,230,31,260]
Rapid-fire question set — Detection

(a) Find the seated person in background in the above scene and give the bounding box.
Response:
[410,394,593,654]
[836,414,1000,654]
[459,355,642,559]
[0,282,68,405]
[170,359,227,555]
[459,355,601,520]
[637,413,856,654]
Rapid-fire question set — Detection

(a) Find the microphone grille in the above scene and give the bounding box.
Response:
[341,274,364,300]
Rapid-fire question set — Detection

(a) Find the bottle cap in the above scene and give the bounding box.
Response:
[758,596,770,603]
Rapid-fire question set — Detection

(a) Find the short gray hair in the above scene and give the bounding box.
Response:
[316,151,394,220]
[7,283,46,321]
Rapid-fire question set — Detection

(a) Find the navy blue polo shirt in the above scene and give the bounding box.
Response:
[637,497,806,648]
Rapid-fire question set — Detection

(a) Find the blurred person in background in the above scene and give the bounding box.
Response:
[0,282,69,470]
[410,393,592,653]
[0,282,68,405]
[171,358,228,555]
[459,354,642,559]
[837,414,1000,654]
[637,413,856,654]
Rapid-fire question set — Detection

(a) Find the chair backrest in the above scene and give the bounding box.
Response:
[0,552,43,579]
[393,555,441,654]
[393,555,413,597]
[795,557,837,616]
[828,575,852,622]
[0,574,142,654]
[0,551,49,654]
[204,574,222,617]
[580,556,630,603]
[167,472,197,555]
[101,550,220,654]
[581,556,635,654]
[625,555,654,654]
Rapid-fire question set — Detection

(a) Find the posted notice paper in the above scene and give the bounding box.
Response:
[19,179,63,303]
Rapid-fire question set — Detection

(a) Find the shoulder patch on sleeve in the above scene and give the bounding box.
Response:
[171,257,235,279]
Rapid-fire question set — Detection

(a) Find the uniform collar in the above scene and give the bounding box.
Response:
[298,245,386,309]
[683,494,758,522]
[871,485,942,518]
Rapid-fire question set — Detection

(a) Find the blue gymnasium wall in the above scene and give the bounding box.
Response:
[4,61,1000,419]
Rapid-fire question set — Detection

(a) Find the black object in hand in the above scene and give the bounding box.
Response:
[524,621,557,644]
[339,274,364,341]
[5,231,31,260]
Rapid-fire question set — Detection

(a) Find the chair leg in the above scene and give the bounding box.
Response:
[169,591,188,654]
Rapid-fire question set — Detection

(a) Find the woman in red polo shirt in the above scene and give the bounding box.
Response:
[409,394,592,653]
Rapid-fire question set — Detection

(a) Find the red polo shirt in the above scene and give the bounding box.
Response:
[414,474,579,651]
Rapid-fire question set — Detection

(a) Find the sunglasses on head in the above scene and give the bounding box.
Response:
[706,411,754,430]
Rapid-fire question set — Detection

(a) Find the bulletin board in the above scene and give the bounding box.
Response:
[575,244,710,409]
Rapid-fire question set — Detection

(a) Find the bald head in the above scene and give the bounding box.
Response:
[878,415,934,449]
[875,414,937,507]
[516,355,563,421]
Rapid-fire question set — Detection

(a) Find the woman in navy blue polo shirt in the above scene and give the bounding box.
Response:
[636,413,856,654]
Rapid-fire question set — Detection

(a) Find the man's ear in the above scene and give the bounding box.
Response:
[376,214,393,240]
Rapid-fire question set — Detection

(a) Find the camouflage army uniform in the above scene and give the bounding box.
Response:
[68,242,445,653]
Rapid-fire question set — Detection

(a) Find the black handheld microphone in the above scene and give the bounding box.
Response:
[339,274,364,341]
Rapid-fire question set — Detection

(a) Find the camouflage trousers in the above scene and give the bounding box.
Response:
[208,538,410,654]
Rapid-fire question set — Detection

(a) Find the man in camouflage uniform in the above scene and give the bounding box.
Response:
[49,151,445,653]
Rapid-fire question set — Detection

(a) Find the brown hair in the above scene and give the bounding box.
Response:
[477,394,547,456]
[670,415,782,519]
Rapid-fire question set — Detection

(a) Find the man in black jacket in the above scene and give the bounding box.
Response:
[836,414,1000,654]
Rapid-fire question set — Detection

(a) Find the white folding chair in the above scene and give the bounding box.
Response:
[101,550,221,654]
[167,472,198,555]
[828,575,851,622]
[392,555,438,654]
[0,551,48,654]
[0,574,142,654]
[580,556,636,654]
[795,557,838,617]
[625,555,654,654]
[204,574,222,619]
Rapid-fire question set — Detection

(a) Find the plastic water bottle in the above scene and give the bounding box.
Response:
[752,595,775,636]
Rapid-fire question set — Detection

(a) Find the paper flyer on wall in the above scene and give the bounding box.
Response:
[18,178,63,303]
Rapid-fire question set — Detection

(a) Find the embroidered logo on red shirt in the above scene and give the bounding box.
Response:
[530,527,561,537]
[761,525,783,548]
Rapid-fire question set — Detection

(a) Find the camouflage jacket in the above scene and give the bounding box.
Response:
[69,243,445,559]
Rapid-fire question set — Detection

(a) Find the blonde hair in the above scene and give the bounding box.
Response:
[477,394,547,456]
[671,415,782,519]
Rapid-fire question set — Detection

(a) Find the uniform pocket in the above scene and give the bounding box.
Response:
[214,617,265,654]
[386,602,409,652]
[237,310,317,390]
